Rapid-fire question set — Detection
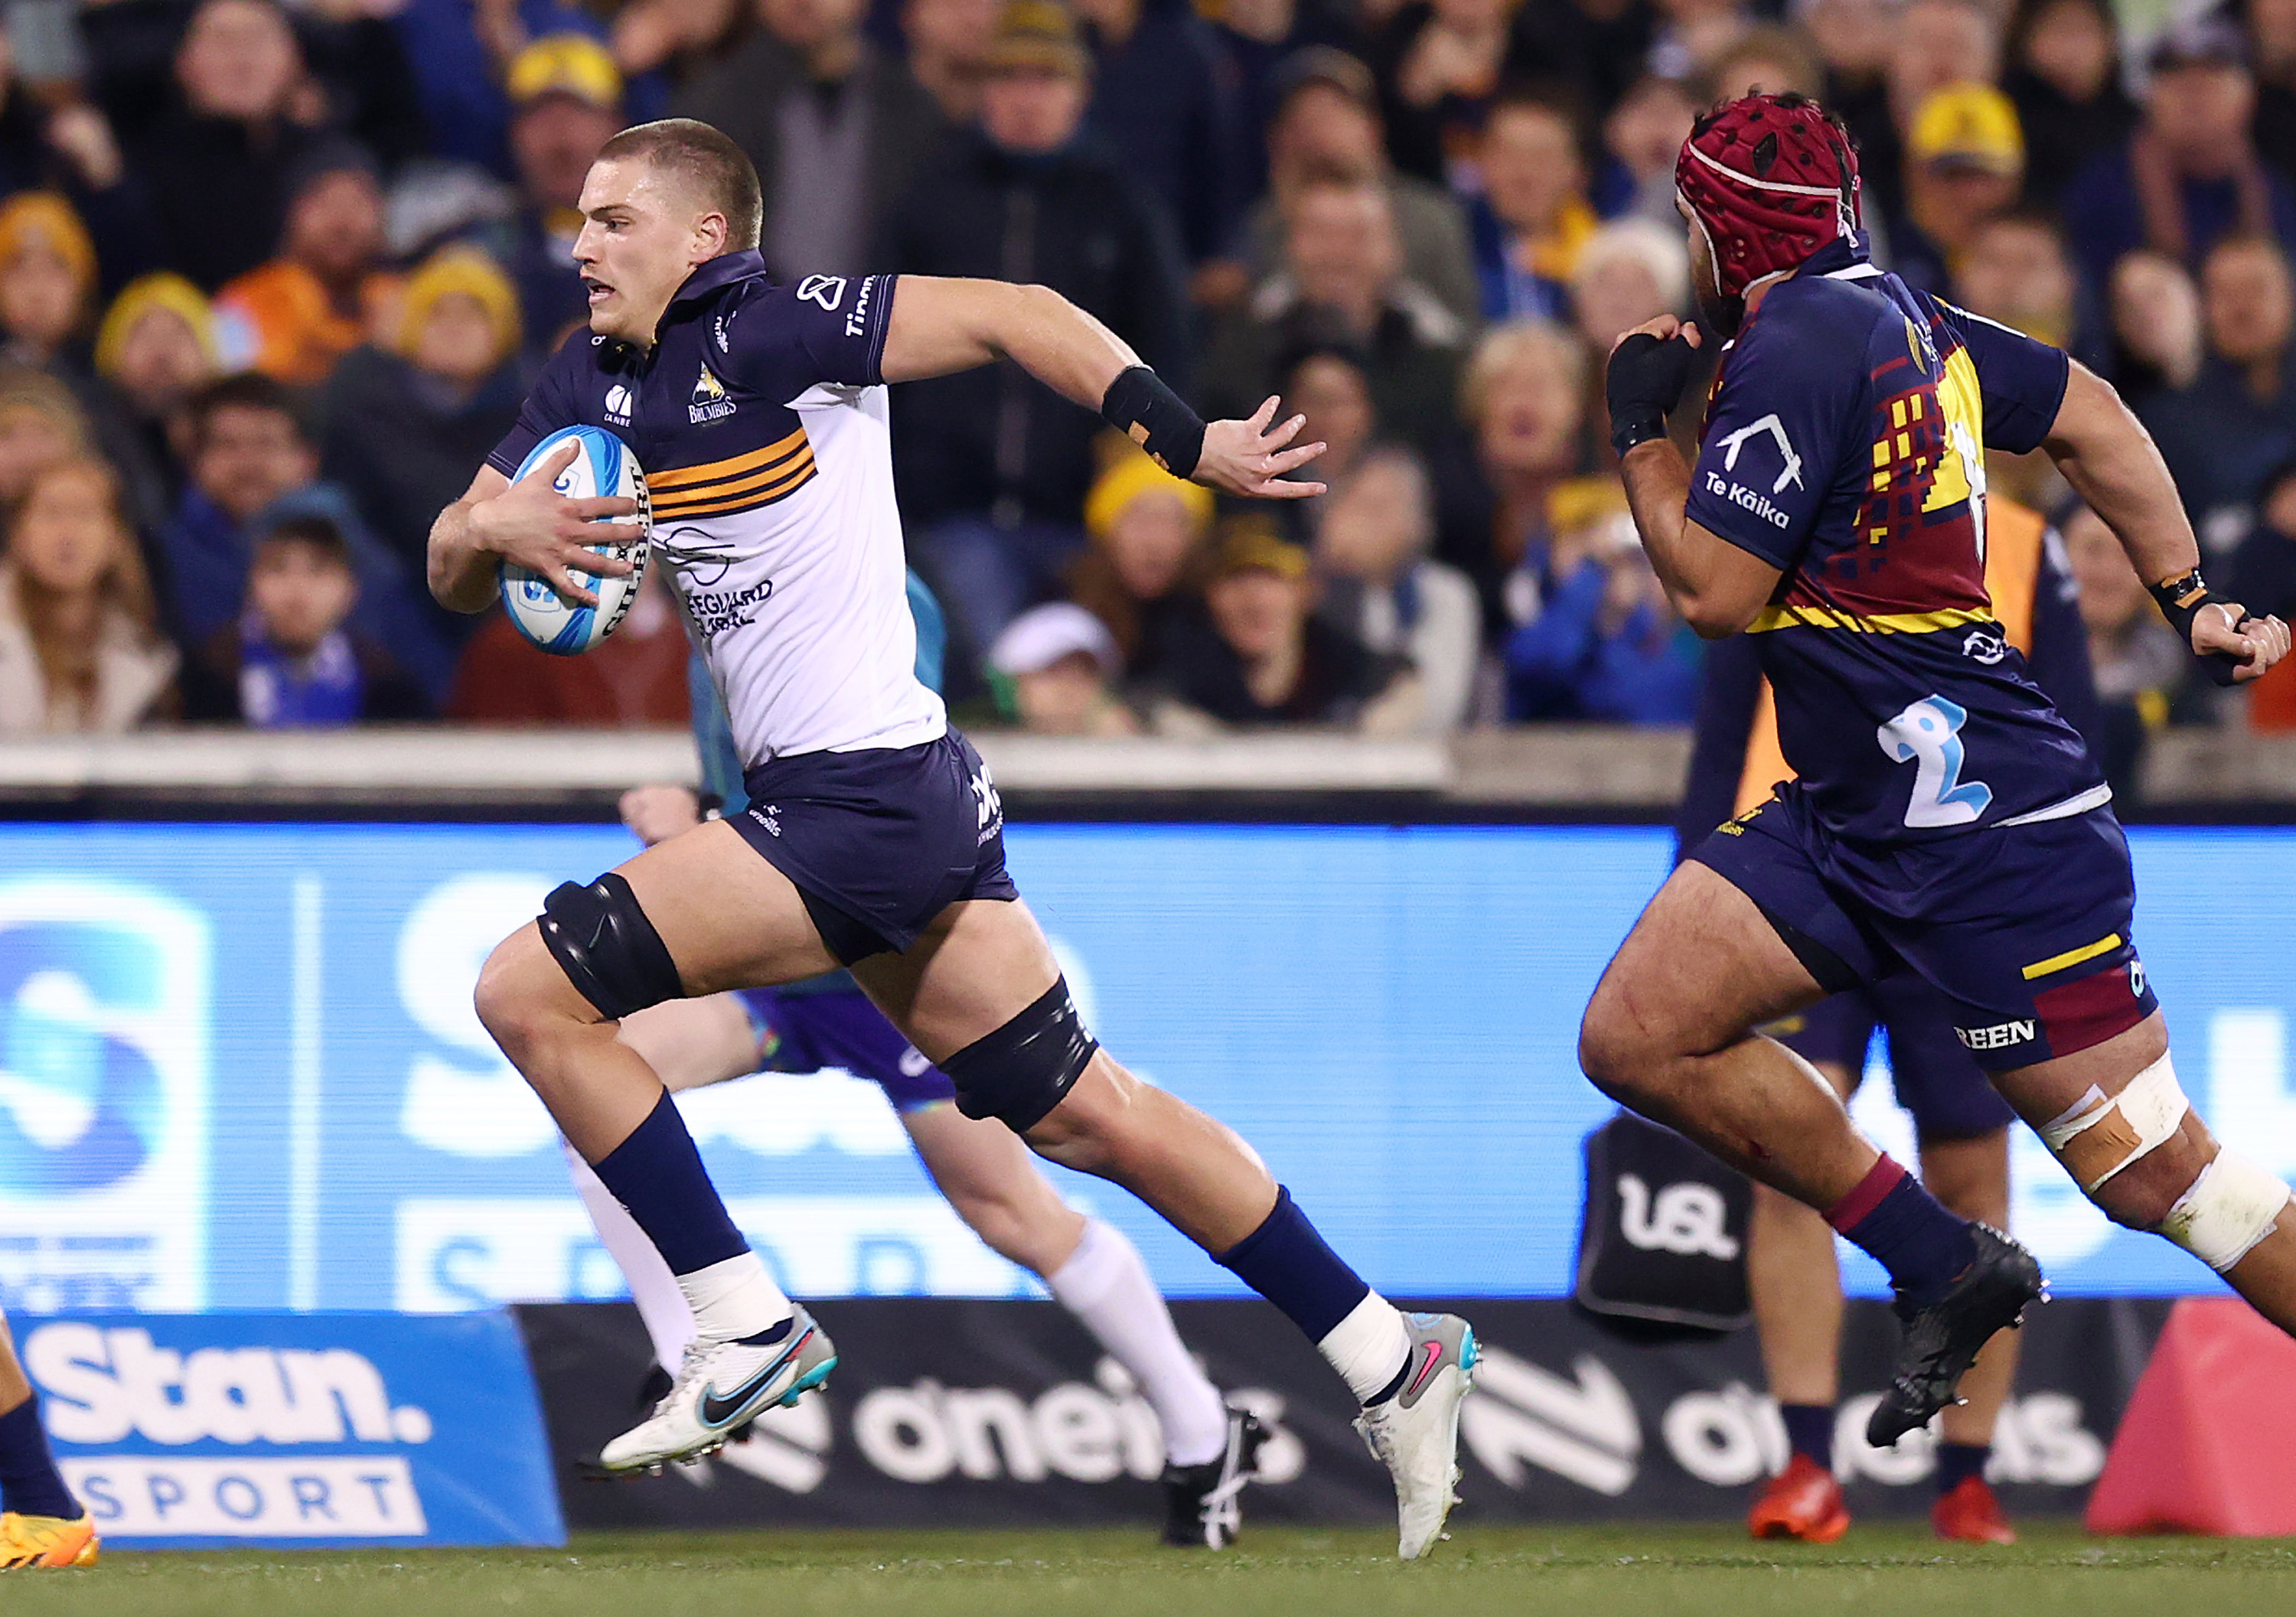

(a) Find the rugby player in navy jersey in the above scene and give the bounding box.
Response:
[1580,92,2296,1449]
[426,119,1475,1558]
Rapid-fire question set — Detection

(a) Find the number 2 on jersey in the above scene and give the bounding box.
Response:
[1877,695,1993,828]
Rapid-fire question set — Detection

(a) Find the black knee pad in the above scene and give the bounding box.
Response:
[537,872,684,1020]
[943,977,1099,1133]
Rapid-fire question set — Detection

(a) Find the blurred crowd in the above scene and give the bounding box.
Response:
[0,0,2292,768]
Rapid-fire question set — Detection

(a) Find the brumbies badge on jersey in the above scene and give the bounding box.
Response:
[500,425,652,657]
[690,364,735,423]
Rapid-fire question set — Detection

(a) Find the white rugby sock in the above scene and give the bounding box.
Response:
[566,1142,696,1370]
[1319,1291,1412,1405]
[1048,1220,1231,1468]
[677,1250,793,1344]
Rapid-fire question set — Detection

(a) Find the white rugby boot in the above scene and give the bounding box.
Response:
[1352,1311,1478,1560]
[598,1305,837,1474]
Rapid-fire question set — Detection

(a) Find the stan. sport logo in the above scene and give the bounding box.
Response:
[0,880,210,1312]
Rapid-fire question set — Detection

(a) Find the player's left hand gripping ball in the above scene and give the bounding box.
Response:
[501,424,653,656]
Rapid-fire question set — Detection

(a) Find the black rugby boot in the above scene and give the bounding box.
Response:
[1162,1407,1268,1548]
[1867,1225,2046,1447]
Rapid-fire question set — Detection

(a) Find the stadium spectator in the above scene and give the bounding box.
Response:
[1150,515,1415,732]
[2230,457,2296,729]
[2141,233,2296,546]
[0,31,152,292]
[386,0,619,177]
[882,0,1191,666]
[0,367,90,510]
[2063,501,2187,794]
[214,143,397,387]
[987,600,1140,733]
[1799,0,1893,101]
[180,514,428,725]
[1205,178,1466,454]
[1368,0,1515,187]
[1956,212,2088,506]
[1567,217,1687,354]
[448,565,691,722]
[2251,0,2296,187]
[1597,73,1698,227]
[127,0,330,293]
[1704,23,1824,103]
[1643,0,1756,83]
[1504,0,1655,124]
[1432,317,1590,628]
[1466,92,1598,324]
[2003,0,2135,205]
[1073,0,1245,266]
[610,0,753,89]
[1501,485,1697,724]
[484,37,625,360]
[2107,248,2204,405]
[0,455,176,734]
[1277,339,1378,495]
[2063,16,2296,295]
[1066,441,1214,685]
[903,0,1004,121]
[677,0,947,281]
[94,273,221,519]
[0,192,96,374]
[1885,84,2026,300]
[1228,49,1479,329]
[321,247,523,577]
[1833,0,2001,225]
[1311,444,1479,732]
[158,372,448,693]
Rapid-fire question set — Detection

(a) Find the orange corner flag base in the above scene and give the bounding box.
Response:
[2086,1296,2296,1536]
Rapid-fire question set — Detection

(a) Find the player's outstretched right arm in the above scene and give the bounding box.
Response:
[426,442,643,613]
[878,275,1328,498]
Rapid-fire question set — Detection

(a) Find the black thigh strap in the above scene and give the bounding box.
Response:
[940,976,1100,1133]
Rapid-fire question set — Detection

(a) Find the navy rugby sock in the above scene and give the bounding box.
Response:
[1936,1442,1991,1495]
[1213,1187,1373,1345]
[1779,1403,1835,1474]
[0,1397,78,1520]
[592,1090,749,1276]
[1825,1158,1977,1310]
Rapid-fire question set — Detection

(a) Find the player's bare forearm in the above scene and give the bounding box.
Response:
[1619,439,1782,637]
[2043,362,2199,588]
[879,276,1137,408]
[429,495,502,614]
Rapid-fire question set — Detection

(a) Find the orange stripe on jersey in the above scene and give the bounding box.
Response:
[647,427,809,493]
[653,454,817,517]
[1733,497,2050,817]
[652,445,817,510]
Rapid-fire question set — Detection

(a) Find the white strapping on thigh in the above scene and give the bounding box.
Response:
[2038,1055,2190,1195]
[2157,1149,2292,1274]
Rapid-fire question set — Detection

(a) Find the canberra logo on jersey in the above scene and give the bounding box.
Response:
[604,384,632,426]
[690,365,735,424]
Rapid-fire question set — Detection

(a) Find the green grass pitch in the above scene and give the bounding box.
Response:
[8,1524,2296,1617]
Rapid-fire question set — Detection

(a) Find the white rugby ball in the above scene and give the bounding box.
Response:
[501,425,651,656]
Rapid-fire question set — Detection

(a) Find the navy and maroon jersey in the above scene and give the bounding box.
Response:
[1684,238,2105,844]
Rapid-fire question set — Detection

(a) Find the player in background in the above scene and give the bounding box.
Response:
[1680,497,2099,1544]
[577,585,1267,1550]
[1580,93,2294,1452]
[428,118,1474,1559]
[0,1314,95,1570]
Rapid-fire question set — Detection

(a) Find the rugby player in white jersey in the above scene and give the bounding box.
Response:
[427,119,1476,1559]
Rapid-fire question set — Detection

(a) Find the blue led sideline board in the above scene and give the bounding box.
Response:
[0,821,2284,1311]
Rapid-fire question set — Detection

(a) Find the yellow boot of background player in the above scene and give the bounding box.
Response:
[0,1511,99,1569]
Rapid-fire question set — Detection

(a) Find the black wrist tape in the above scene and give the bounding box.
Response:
[1101,366,1205,481]
[1610,409,1669,458]
[2151,568,2246,687]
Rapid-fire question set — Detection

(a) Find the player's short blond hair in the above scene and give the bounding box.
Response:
[598,118,764,251]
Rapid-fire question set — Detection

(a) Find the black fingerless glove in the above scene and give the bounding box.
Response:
[1606,333,1699,458]
[2150,568,2247,687]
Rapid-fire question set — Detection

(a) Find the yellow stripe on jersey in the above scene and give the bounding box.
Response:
[2022,933,2125,981]
[1746,602,1998,634]
[652,452,817,517]
[647,427,809,493]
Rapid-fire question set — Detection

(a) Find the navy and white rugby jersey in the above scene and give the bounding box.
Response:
[489,251,944,764]
[1684,236,2107,843]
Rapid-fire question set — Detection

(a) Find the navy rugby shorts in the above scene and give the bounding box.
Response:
[735,984,957,1112]
[729,729,1018,964]
[1691,783,2157,1073]
[1760,974,2018,1142]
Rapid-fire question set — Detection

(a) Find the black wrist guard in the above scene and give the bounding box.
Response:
[1606,332,1698,458]
[1101,365,1205,480]
[2151,568,2246,687]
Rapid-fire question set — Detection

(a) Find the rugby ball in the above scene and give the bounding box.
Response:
[501,425,651,656]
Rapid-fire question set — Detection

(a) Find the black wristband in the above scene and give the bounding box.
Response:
[1101,365,1205,481]
[2150,568,2246,687]
[1610,407,1669,458]
[697,792,725,822]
